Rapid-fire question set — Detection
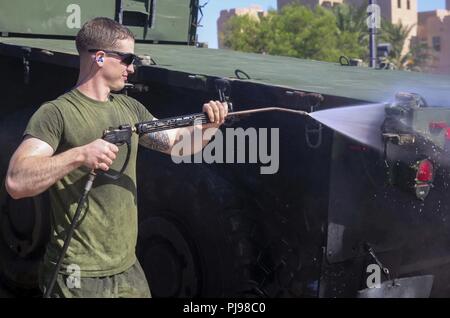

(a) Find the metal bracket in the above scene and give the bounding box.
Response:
[305,122,323,149]
[286,90,324,149]
[382,133,416,146]
[305,93,324,149]
[117,0,153,39]
[365,243,397,285]
[215,79,233,112]
[187,74,208,91]
[214,79,238,126]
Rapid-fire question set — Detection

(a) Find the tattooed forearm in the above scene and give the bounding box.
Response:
[140,131,171,152]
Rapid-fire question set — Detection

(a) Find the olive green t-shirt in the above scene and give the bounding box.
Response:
[24,89,154,277]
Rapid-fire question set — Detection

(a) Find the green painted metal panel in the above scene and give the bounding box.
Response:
[0,0,116,36]
[1,36,449,104]
[0,0,194,43]
[146,0,193,42]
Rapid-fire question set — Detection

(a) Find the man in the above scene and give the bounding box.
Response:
[4,17,228,298]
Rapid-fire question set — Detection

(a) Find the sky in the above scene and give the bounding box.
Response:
[196,0,446,49]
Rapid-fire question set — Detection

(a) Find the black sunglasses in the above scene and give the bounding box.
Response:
[88,49,138,66]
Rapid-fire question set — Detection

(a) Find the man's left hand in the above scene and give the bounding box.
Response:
[203,101,228,128]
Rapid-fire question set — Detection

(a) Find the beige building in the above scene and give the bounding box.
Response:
[417,5,450,74]
[278,0,343,9]
[217,5,267,49]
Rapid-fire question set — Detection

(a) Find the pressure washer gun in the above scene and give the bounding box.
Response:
[103,100,310,147]
[101,124,133,180]
[102,78,311,158]
[97,79,323,181]
[99,76,236,176]
[96,79,234,180]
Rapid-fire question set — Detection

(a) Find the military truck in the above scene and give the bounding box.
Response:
[1,0,450,298]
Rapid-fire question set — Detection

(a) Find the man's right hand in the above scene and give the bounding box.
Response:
[80,139,119,171]
[6,137,120,199]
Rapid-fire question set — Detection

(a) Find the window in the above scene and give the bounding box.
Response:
[322,1,332,8]
[407,0,411,10]
[432,36,441,52]
[398,0,401,9]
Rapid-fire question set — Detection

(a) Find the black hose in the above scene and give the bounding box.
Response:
[234,69,251,80]
[43,172,96,298]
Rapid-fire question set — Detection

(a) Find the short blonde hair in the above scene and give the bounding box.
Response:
[75,17,135,53]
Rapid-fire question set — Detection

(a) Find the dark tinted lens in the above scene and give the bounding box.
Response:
[122,54,135,65]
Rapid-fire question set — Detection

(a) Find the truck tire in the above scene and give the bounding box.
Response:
[135,153,309,297]
[136,157,268,297]
[0,184,50,295]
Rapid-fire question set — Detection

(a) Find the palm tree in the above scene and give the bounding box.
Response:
[380,20,432,71]
[332,3,367,44]
[331,3,369,61]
